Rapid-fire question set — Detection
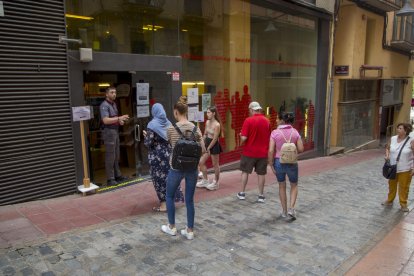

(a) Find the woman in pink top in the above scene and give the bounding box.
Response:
[268,112,304,220]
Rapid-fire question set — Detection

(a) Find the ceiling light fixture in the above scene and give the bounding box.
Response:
[65,14,94,20]
[264,21,277,32]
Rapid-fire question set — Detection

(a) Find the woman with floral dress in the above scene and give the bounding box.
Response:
[144,103,184,212]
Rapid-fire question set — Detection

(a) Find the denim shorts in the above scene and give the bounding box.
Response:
[273,158,298,183]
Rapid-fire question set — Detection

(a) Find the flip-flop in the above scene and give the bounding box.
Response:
[152,207,167,212]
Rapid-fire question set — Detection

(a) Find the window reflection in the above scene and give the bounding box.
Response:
[65,0,320,154]
[65,0,179,55]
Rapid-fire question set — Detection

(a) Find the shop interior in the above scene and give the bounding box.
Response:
[83,71,150,186]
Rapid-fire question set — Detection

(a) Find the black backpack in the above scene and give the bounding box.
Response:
[171,123,202,171]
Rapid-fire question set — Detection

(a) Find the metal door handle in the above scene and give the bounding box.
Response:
[135,124,140,142]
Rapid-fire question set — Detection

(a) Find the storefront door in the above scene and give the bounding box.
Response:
[131,72,173,177]
[84,71,173,186]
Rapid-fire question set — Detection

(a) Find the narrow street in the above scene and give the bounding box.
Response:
[1,149,411,275]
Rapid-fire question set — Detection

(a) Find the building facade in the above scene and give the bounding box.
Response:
[330,0,414,153]
[0,0,333,205]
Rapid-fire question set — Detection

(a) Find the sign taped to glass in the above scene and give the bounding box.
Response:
[72,106,92,121]
[136,83,149,105]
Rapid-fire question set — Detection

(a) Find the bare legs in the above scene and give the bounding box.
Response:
[279,182,298,214]
[257,174,265,195]
[290,183,298,209]
[240,172,248,192]
[240,172,265,195]
[198,153,220,190]
[278,182,287,214]
[211,154,220,182]
[198,153,209,180]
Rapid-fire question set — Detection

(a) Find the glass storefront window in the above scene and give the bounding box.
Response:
[65,0,323,162]
[250,8,318,150]
[180,1,319,153]
[65,0,180,55]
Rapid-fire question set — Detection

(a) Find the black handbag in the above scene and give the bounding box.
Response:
[382,160,396,180]
[382,136,410,180]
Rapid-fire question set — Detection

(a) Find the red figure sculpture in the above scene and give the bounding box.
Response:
[214,90,227,126]
[294,106,305,137]
[231,91,243,148]
[269,106,277,130]
[213,90,227,151]
[307,100,315,149]
[241,85,251,120]
[223,88,231,116]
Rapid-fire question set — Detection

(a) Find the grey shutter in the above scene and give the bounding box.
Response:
[0,0,77,205]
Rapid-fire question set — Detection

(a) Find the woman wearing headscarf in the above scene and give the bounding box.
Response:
[144,103,184,212]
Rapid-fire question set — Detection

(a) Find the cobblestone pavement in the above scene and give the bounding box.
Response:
[0,157,411,275]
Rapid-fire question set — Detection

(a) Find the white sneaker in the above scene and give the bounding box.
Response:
[288,208,296,220]
[257,195,265,203]
[196,179,209,188]
[180,227,194,240]
[198,172,203,179]
[237,192,246,200]
[161,224,177,236]
[206,180,219,190]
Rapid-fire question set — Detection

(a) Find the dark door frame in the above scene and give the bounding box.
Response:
[68,51,182,185]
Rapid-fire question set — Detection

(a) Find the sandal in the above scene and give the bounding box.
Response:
[152,206,167,212]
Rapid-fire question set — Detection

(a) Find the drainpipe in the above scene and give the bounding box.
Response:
[325,0,340,156]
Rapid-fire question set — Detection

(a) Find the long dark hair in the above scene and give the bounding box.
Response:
[278,112,294,124]
[208,106,222,136]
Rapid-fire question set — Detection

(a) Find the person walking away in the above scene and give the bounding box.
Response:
[99,87,129,187]
[382,123,414,212]
[237,101,271,203]
[143,103,184,212]
[196,106,222,190]
[161,96,205,240]
[268,112,304,220]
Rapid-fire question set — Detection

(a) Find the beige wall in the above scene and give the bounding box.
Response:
[331,4,413,146]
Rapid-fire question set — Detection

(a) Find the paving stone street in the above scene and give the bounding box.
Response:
[0,154,412,275]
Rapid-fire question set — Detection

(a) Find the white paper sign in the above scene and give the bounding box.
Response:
[195,111,205,122]
[72,106,92,121]
[136,83,149,105]
[137,105,150,118]
[202,93,211,112]
[187,88,199,104]
[188,106,199,122]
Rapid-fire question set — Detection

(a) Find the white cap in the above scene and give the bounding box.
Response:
[249,101,262,110]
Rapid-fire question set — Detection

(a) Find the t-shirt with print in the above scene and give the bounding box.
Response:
[240,114,271,158]
[270,125,301,158]
[167,121,203,166]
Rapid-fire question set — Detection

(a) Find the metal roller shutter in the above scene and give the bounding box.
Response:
[0,0,77,205]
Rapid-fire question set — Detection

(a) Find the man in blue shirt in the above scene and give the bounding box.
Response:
[99,87,130,186]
